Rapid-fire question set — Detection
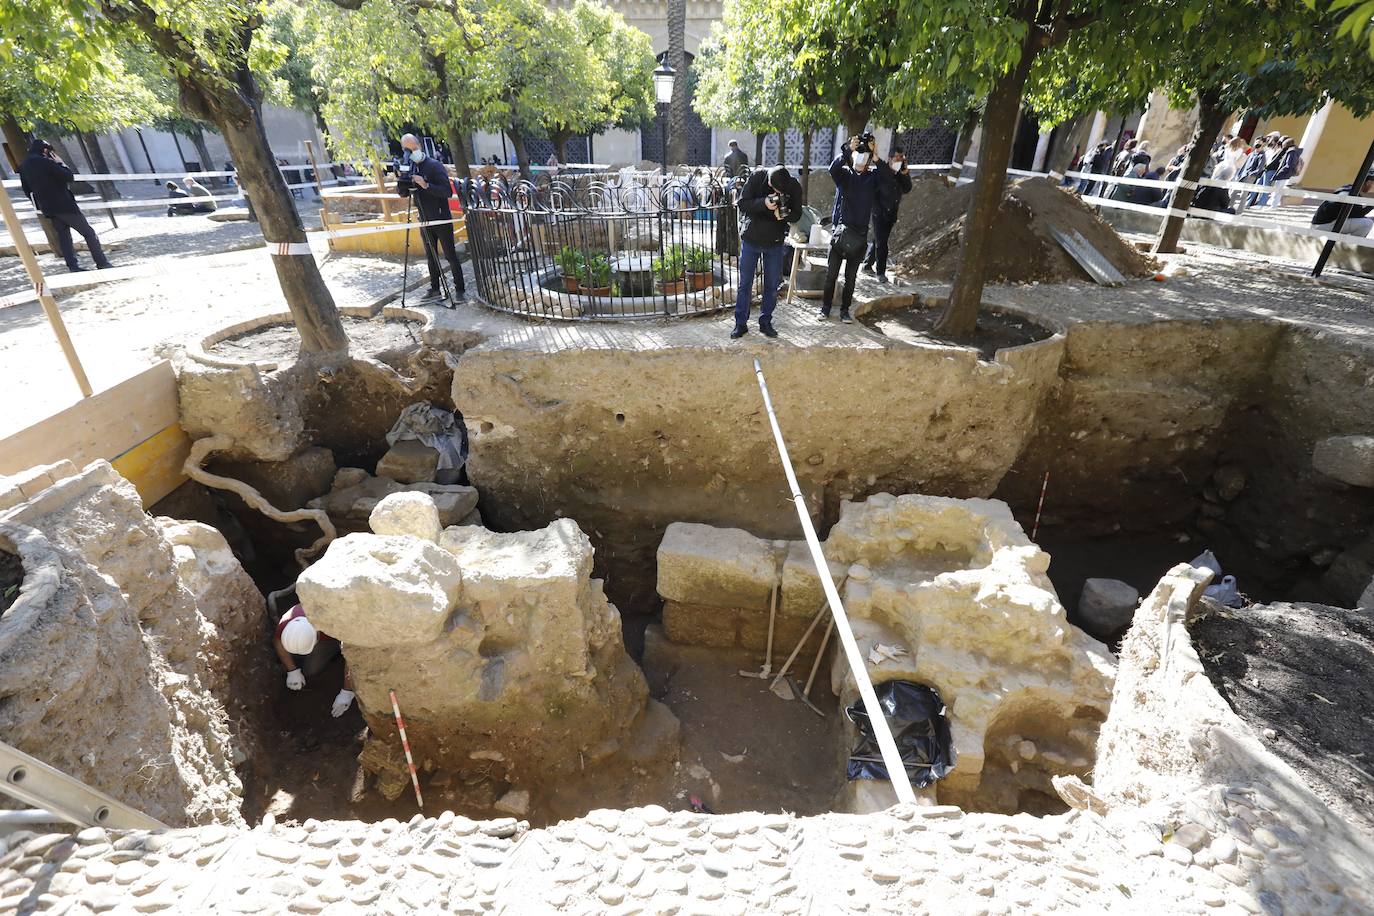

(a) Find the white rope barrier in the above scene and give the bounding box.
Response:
[751,358,917,805]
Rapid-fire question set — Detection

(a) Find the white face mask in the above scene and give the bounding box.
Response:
[890,159,903,171]
[409,149,425,163]
[853,153,870,170]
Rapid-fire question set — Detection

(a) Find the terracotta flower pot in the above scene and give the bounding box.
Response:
[686,270,712,291]
[562,275,581,293]
[656,278,686,295]
[584,285,611,296]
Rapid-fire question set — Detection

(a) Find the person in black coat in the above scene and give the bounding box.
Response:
[821,134,883,323]
[731,165,802,338]
[861,146,913,282]
[397,133,465,301]
[18,138,113,272]
[722,140,750,178]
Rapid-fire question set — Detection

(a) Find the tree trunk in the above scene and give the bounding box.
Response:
[178,68,348,353]
[0,113,26,169]
[188,125,217,186]
[508,126,531,179]
[754,132,765,166]
[777,130,787,166]
[950,106,980,178]
[550,129,571,166]
[1047,114,1092,174]
[666,0,687,165]
[446,126,472,180]
[801,128,813,199]
[76,131,120,199]
[937,40,1038,339]
[836,95,871,138]
[1153,89,1227,255]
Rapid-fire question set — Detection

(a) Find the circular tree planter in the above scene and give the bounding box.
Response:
[188,306,433,371]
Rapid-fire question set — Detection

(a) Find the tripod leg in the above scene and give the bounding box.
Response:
[400,199,413,309]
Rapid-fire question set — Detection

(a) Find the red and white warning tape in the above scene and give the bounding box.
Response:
[389,689,424,809]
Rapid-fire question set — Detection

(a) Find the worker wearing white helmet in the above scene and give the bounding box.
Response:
[272,604,355,717]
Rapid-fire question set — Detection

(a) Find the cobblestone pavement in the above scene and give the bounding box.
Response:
[0,782,1359,916]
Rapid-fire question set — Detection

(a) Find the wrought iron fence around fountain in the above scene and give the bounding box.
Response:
[458,170,746,320]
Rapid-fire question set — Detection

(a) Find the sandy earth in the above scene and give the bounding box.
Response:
[1191,599,1374,840]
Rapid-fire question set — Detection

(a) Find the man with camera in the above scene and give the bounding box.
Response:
[862,146,912,283]
[18,138,114,273]
[731,165,803,339]
[821,133,883,323]
[396,133,465,302]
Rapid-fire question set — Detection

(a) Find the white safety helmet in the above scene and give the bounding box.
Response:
[281,616,319,655]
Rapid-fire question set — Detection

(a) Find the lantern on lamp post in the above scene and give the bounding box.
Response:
[652,60,675,166]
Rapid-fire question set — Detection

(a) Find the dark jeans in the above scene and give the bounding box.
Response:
[421,218,465,293]
[734,238,786,327]
[48,209,111,271]
[823,226,866,314]
[863,210,898,275]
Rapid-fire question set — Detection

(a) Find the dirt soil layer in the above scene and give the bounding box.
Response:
[860,299,1056,359]
[1191,600,1374,839]
[206,316,425,363]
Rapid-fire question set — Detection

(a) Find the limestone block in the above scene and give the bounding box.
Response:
[296,534,463,647]
[656,522,775,610]
[309,471,478,531]
[1360,576,1374,611]
[781,541,849,619]
[1076,578,1140,642]
[1312,435,1374,487]
[376,440,440,485]
[662,601,739,648]
[369,492,441,543]
[738,610,821,660]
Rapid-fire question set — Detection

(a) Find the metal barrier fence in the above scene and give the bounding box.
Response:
[458,171,745,320]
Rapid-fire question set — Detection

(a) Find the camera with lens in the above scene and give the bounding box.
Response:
[394,155,415,188]
[767,191,791,220]
[854,131,876,155]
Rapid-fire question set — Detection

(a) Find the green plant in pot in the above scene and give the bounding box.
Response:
[684,244,714,290]
[557,246,584,293]
[582,253,613,294]
[653,246,686,295]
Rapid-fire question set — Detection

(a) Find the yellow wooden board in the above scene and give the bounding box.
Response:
[0,361,179,477]
[110,423,191,508]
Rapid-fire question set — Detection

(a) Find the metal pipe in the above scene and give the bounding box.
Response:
[0,809,64,825]
[751,358,917,804]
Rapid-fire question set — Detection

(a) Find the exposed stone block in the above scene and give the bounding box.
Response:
[296,533,463,647]
[369,492,441,542]
[1076,578,1140,642]
[376,440,440,484]
[1312,435,1374,488]
[738,609,822,660]
[662,600,739,648]
[210,446,336,511]
[781,541,849,619]
[657,522,775,610]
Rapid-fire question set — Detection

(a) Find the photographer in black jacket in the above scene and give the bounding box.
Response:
[821,133,883,323]
[397,133,465,302]
[18,138,113,273]
[731,165,802,339]
[861,145,912,283]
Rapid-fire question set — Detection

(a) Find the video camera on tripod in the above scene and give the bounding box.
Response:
[394,155,416,189]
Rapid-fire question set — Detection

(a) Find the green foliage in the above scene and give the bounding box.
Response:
[557,245,585,277]
[652,246,685,281]
[683,244,712,273]
[1314,0,1374,59]
[567,0,656,131]
[582,252,612,286]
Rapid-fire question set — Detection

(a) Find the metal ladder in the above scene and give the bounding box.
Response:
[0,740,167,831]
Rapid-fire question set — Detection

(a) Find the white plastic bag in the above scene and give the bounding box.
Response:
[1190,549,1223,577]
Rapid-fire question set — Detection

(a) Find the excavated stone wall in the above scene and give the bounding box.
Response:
[5,564,1368,916]
[296,498,677,801]
[0,462,270,827]
[655,495,1116,814]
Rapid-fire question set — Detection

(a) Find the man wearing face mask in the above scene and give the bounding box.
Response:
[821,133,882,323]
[731,165,803,338]
[862,146,912,283]
[397,133,466,302]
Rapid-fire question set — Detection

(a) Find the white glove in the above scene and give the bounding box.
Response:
[286,669,305,691]
[331,689,356,718]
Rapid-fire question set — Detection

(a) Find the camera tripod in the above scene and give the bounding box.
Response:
[398,196,456,310]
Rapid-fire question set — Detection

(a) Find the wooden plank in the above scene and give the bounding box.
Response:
[110,423,191,508]
[0,361,179,476]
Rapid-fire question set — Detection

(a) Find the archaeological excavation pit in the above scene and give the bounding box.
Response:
[3,268,1373,913]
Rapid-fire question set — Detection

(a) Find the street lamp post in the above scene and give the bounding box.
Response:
[652,61,675,168]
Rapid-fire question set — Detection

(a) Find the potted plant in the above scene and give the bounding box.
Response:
[653,247,686,295]
[582,253,613,296]
[684,245,714,290]
[556,246,583,293]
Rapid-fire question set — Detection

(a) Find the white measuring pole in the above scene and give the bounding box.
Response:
[752,358,916,804]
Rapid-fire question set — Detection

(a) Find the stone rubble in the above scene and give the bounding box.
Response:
[1076,577,1140,642]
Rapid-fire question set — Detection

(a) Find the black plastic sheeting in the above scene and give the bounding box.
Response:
[845,681,956,787]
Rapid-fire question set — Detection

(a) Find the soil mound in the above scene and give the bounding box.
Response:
[888,176,1154,283]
